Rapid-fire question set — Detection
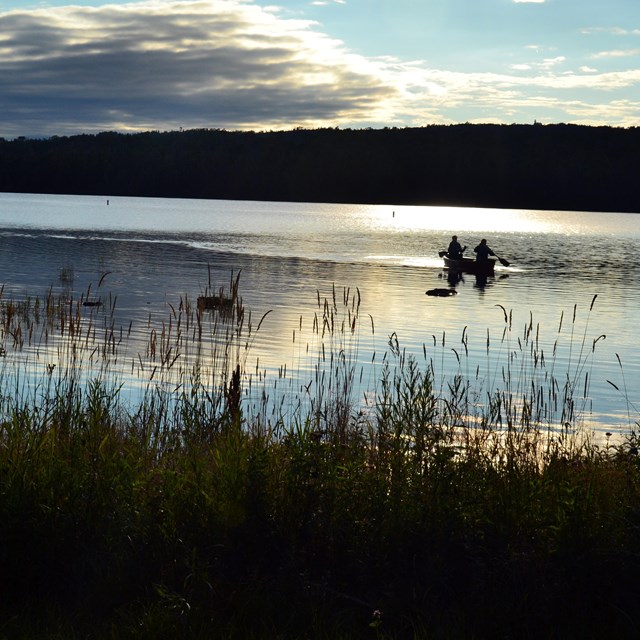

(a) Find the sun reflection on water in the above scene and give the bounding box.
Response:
[350,204,636,236]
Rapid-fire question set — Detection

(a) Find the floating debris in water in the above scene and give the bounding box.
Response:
[425,288,457,297]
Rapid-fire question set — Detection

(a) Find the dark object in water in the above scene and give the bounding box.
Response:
[426,288,457,297]
[197,295,234,312]
[82,299,102,307]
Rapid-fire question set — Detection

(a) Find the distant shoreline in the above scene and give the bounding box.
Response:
[1,123,638,214]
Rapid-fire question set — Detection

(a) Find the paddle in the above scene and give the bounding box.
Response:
[438,250,447,258]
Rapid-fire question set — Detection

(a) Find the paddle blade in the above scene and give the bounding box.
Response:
[498,257,510,267]
[438,251,447,258]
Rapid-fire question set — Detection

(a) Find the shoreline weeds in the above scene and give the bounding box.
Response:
[1,283,640,638]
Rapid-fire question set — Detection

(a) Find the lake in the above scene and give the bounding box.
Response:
[0,192,639,438]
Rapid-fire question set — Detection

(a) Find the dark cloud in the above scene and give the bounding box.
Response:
[0,0,397,137]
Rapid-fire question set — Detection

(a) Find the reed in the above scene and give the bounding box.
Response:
[0,278,639,639]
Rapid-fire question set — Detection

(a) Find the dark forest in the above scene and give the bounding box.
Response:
[1,123,638,213]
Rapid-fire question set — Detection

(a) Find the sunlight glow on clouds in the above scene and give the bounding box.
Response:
[0,0,398,136]
[0,0,638,137]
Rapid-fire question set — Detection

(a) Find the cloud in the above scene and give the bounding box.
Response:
[0,0,638,137]
[506,56,564,74]
[591,49,640,60]
[0,0,394,137]
[380,61,640,128]
[581,27,640,37]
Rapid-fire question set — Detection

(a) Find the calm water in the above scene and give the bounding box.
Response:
[1,192,639,436]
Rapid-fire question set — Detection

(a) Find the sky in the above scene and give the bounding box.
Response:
[0,0,638,137]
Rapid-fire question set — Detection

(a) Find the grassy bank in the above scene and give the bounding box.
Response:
[0,280,639,639]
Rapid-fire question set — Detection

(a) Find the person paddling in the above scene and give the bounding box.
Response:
[447,235,466,260]
[473,238,495,262]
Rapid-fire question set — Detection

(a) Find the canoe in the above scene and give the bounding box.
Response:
[443,256,495,274]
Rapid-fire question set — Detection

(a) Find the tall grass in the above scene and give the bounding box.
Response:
[0,277,639,639]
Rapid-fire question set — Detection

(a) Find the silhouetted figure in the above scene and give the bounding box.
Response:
[447,235,466,260]
[474,238,495,262]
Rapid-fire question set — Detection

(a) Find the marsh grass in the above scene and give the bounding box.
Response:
[1,279,639,639]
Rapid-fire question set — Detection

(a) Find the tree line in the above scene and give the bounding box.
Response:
[0,123,638,212]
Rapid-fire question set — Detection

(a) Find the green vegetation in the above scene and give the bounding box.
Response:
[1,280,640,639]
[1,124,640,213]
